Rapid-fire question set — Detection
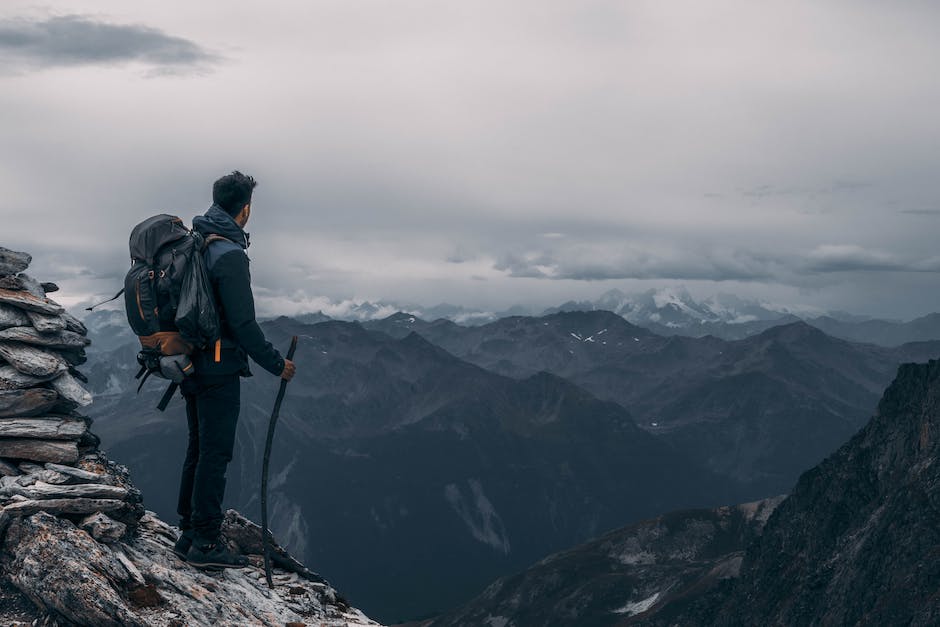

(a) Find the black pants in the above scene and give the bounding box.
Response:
[177,372,241,544]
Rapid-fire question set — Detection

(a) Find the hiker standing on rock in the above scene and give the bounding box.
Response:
[174,171,296,568]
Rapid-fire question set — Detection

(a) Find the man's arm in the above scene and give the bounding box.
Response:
[212,250,285,376]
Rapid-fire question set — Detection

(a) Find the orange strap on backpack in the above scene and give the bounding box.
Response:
[214,339,221,362]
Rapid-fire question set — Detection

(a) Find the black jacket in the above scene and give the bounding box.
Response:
[190,204,284,377]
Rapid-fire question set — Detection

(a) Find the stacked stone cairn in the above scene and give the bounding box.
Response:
[0,246,378,627]
[0,246,143,531]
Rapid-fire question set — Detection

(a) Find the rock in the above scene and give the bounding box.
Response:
[61,311,88,336]
[0,327,90,350]
[0,342,68,377]
[45,462,114,485]
[0,365,56,390]
[49,372,93,407]
[68,366,89,383]
[3,497,126,517]
[0,480,128,501]
[0,439,79,463]
[13,275,45,299]
[0,509,379,626]
[0,460,19,477]
[0,304,29,330]
[0,248,30,277]
[0,288,62,315]
[80,513,128,543]
[0,277,27,291]
[58,347,87,366]
[1,512,147,626]
[0,416,87,440]
[25,311,66,333]
[221,509,329,584]
[22,468,70,485]
[39,283,58,294]
[0,389,60,417]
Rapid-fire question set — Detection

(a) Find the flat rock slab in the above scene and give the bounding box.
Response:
[0,304,29,331]
[0,365,55,390]
[0,342,68,377]
[0,479,128,500]
[0,288,62,315]
[49,371,93,407]
[0,416,87,440]
[61,312,88,336]
[13,275,45,299]
[0,438,79,463]
[0,248,30,276]
[0,388,60,417]
[45,462,113,484]
[0,326,89,349]
[0,277,26,291]
[2,496,124,516]
[25,311,66,333]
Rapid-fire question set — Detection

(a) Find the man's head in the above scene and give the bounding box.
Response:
[212,170,257,227]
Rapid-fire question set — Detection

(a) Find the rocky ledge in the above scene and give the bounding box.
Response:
[0,246,379,626]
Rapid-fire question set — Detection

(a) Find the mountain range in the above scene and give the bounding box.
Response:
[440,359,940,625]
[363,310,940,495]
[77,301,940,622]
[83,285,940,348]
[84,317,740,622]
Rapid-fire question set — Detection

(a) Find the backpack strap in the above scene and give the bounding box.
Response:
[203,234,234,248]
[85,287,125,312]
[157,382,179,412]
[202,234,241,272]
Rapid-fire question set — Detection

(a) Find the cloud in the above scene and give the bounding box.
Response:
[803,245,905,273]
[0,14,218,74]
[899,209,940,216]
[491,240,940,285]
[494,244,781,282]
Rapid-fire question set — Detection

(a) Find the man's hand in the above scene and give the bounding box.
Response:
[280,359,296,381]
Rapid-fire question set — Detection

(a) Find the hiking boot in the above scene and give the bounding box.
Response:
[172,531,193,559]
[186,538,248,569]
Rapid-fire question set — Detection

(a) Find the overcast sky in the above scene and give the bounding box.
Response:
[1,1,939,319]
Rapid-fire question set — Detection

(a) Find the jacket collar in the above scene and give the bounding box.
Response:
[193,204,250,249]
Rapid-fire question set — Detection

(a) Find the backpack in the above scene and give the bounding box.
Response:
[90,214,222,410]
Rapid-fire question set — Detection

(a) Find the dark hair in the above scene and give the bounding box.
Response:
[212,170,257,216]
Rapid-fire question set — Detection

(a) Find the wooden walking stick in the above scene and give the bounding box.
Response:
[262,335,298,588]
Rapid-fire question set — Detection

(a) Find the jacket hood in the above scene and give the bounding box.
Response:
[192,204,249,249]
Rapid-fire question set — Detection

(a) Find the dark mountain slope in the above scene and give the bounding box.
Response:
[807,312,940,347]
[88,319,739,622]
[631,359,940,625]
[367,310,940,495]
[438,360,940,626]
[429,496,784,627]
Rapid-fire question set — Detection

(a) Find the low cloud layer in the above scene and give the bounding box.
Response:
[0,14,216,73]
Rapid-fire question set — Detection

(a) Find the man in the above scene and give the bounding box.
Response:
[173,170,296,568]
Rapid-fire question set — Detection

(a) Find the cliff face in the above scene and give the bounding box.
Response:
[705,359,940,626]
[429,358,940,627]
[0,246,378,627]
[635,359,940,626]
[430,497,784,627]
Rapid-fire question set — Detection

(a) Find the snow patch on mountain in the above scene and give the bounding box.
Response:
[444,479,511,554]
[613,591,661,616]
